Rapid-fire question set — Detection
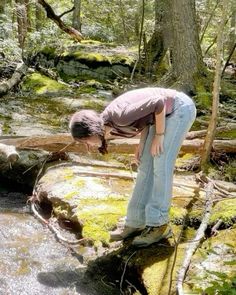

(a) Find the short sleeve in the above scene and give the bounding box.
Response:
[112,96,165,126]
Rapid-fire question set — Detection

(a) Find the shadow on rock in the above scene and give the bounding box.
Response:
[85,238,175,295]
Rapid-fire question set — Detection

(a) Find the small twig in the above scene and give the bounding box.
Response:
[120,251,137,294]
[211,219,223,236]
[125,279,139,293]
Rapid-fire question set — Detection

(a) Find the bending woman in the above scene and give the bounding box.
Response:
[69,87,196,248]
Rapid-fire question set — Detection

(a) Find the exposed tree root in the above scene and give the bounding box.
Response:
[30,201,88,245]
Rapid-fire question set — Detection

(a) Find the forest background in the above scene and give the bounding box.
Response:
[0,1,236,295]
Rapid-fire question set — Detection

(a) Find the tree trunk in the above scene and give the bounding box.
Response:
[72,0,81,31]
[118,0,129,43]
[0,0,7,14]
[143,0,168,76]
[15,0,28,49]
[200,0,229,170]
[25,0,32,32]
[167,0,204,92]
[35,1,44,31]
[228,1,236,58]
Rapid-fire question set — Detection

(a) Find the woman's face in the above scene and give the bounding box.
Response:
[77,135,102,149]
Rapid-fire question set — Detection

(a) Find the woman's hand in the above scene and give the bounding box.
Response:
[135,143,144,165]
[150,134,164,157]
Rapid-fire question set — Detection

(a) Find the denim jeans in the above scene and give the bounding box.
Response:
[126,92,197,227]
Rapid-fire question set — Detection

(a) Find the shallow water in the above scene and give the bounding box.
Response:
[0,189,107,295]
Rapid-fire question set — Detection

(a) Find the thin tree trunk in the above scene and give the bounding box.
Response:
[200,0,228,170]
[200,0,220,43]
[118,0,129,43]
[227,1,236,56]
[222,42,236,76]
[130,0,145,81]
[15,0,28,48]
[72,0,81,31]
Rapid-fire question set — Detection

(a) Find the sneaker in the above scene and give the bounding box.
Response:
[110,226,144,241]
[132,224,172,247]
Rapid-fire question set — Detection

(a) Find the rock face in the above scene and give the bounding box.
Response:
[33,44,135,82]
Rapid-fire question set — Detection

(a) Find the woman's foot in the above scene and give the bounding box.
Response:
[110,226,144,241]
[131,224,172,247]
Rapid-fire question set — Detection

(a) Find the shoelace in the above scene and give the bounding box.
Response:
[141,226,155,236]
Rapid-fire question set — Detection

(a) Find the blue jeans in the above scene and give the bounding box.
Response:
[126,92,196,227]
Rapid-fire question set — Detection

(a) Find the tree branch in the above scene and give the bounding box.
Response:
[177,179,214,295]
[38,0,83,42]
[58,6,75,19]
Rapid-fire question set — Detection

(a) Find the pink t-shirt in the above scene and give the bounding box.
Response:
[101,87,177,137]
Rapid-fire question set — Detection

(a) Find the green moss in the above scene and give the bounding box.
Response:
[76,85,97,94]
[62,168,74,180]
[175,153,195,168]
[185,199,236,227]
[22,73,67,95]
[75,197,127,243]
[64,51,110,64]
[217,129,236,139]
[82,100,105,112]
[81,40,103,45]
[109,54,134,66]
[169,206,187,224]
[64,191,78,200]
[224,164,236,182]
[53,201,75,221]
[40,46,57,59]
[210,199,236,225]
[193,71,213,109]
[74,179,86,188]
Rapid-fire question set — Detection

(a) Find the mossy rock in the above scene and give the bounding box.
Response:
[22,73,68,95]
[62,51,111,67]
[36,163,132,244]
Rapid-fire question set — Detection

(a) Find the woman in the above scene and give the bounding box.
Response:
[69,87,196,247]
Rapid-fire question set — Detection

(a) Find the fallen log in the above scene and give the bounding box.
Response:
[186,123,236,139]
[0,62,28,97]
[0,134,235,154]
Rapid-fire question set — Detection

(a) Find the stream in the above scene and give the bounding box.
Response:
[0,185,113,295]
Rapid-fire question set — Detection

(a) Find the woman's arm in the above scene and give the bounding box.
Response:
[135,126,149,164]
[150,106,166,156]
